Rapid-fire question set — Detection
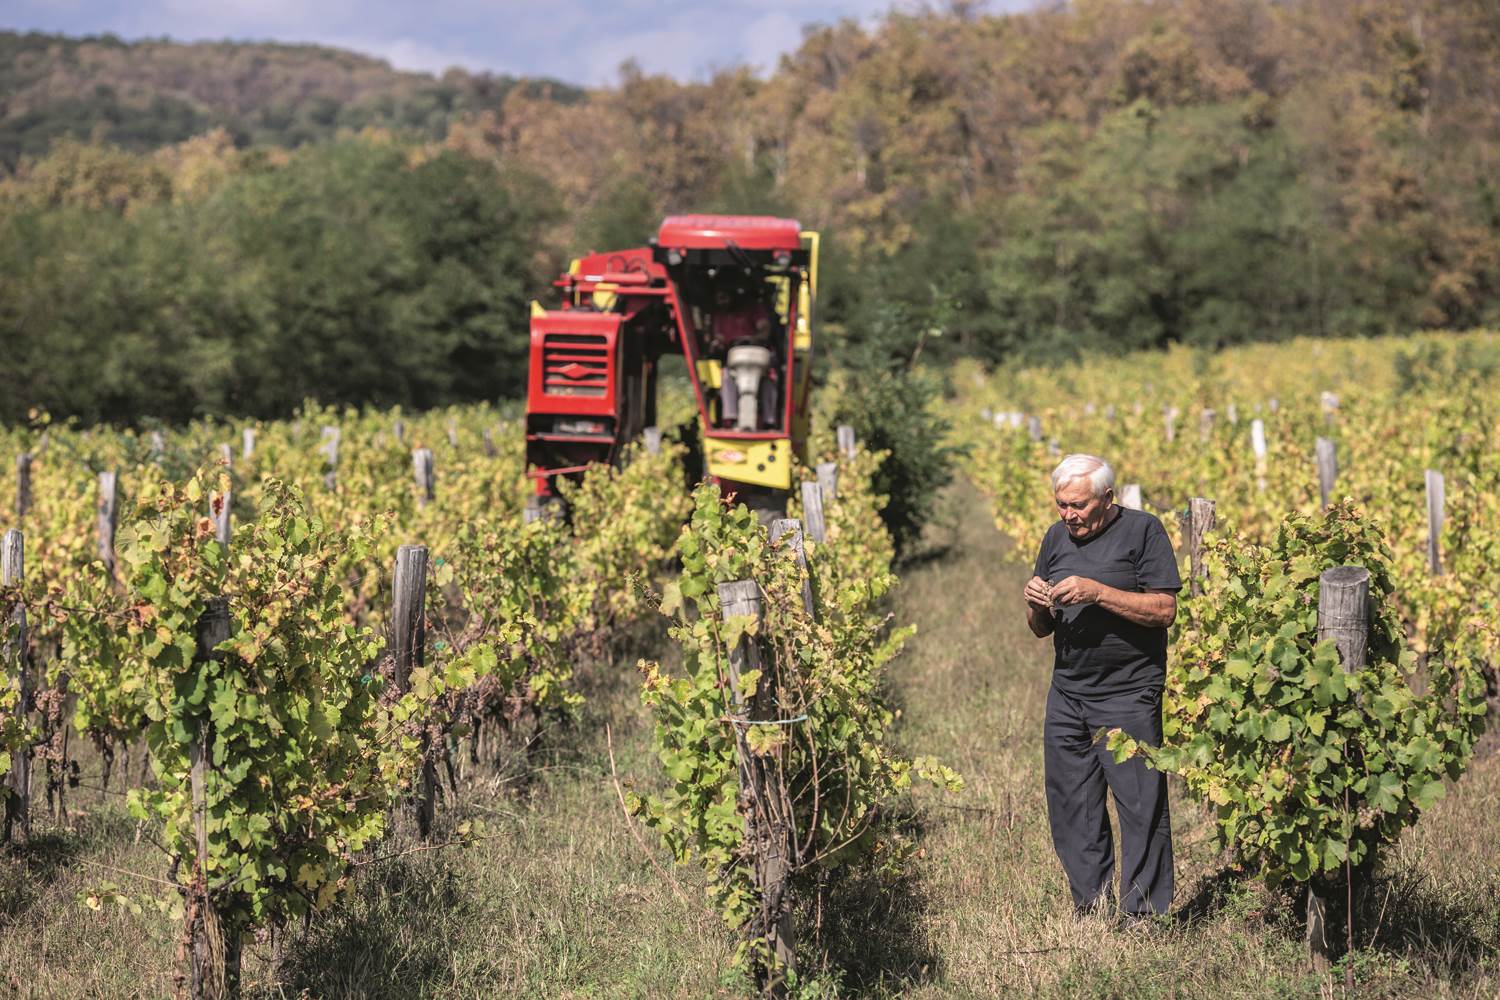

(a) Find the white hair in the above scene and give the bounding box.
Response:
[1051,454,1115,498]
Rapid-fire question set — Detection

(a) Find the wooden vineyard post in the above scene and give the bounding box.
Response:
[770,519,817,616]
[241,428,255,461]
[446,423,459,449]
[1163,406,1178,444]
[1120,483,1143,511]
[413,448,435,508]
[97,472,119,575]
[15,453,31,522]
[1187,498,1216,598]
[1315,437,1338,509]
[798,482,826,545]
[319,426,340,491]
[391,545,435,837]
[3,530,30,844]
[717,579,795,995]
[394,419,405,444]
[1425,470,1445,576]
[836,423,857,459]
[1318,566,1369,675]
[481,427,497,458]
[1251,420,1268,493]
[643,426,662,455]
[188,596,235,1000]
[815,461,838,502]
[1311,565,1370,973]
[1198,409,1215,442]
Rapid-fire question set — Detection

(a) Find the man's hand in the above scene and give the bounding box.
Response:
[1024,575,1056,638]
[1023,575,1053,608]
[1050,575,1103,606]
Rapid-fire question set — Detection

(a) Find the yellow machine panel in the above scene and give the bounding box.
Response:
[704,436,793,491]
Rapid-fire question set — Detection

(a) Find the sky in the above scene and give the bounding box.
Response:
[1,0,1036,86]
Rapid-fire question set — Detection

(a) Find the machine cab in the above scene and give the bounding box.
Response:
[653,215,817,495]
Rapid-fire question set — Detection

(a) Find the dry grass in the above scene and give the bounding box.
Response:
[3,479,1498,997]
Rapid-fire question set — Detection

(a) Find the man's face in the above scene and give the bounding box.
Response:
[1055,477,1113,539]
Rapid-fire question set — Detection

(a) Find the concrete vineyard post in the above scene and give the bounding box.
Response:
[1198,409,1215,442]
[1120,484,1143,511]
[3,530,29,844]
[241,428,255,461]
[717,579,795,994]
[1188,498,1216,598]
[815,461,838,503]
[1320,391,1339,425]
[189,597,235,1000]
[799,481,826,545]
[413,448,435,508]
[394,419,405,444]
[319,426,340,492]
[482,428,497,458]
[15,453,31,522]
[836,423,857,459]
[212,486,232,547]
[391,544,435,837]
[769,519,816,616]
[1316,437,1337,509]
[150,431,165,462]
[1251,420,1268,492]
[97,472,119,575]
[1227,402,1238,425]
[1425,470,1445,576]
[643,426,662,455]
[1163,406,1178,444]
[446,423,458,449]
[213,446,233,547]
[1026,416,1043,443]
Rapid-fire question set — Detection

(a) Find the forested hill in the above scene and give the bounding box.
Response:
[0,30,583,166]
[3,1,1500,425]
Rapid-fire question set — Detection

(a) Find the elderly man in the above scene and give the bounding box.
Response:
[1024,453,1181,923]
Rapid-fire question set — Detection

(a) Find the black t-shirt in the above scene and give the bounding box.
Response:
[1032,506,1182,697]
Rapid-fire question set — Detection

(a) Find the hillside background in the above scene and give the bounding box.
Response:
[2,0,1498,424]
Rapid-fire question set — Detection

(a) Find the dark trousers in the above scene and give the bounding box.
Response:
[1043,684,1174,915]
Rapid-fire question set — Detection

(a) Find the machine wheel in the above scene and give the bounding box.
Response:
[524,494,567,525]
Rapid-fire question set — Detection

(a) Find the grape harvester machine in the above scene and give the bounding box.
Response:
[524,214,819,518]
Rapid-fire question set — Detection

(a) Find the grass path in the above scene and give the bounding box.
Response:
[3,479,1498,997]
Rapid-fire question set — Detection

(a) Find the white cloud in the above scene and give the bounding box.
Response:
[333,35,481,74]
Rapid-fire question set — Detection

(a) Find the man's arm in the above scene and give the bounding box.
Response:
[1049,576,1177,628]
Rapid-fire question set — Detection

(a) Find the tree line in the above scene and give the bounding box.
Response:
[2,0,1499,424]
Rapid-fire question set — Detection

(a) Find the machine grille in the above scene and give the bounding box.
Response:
[542,332,609,397]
